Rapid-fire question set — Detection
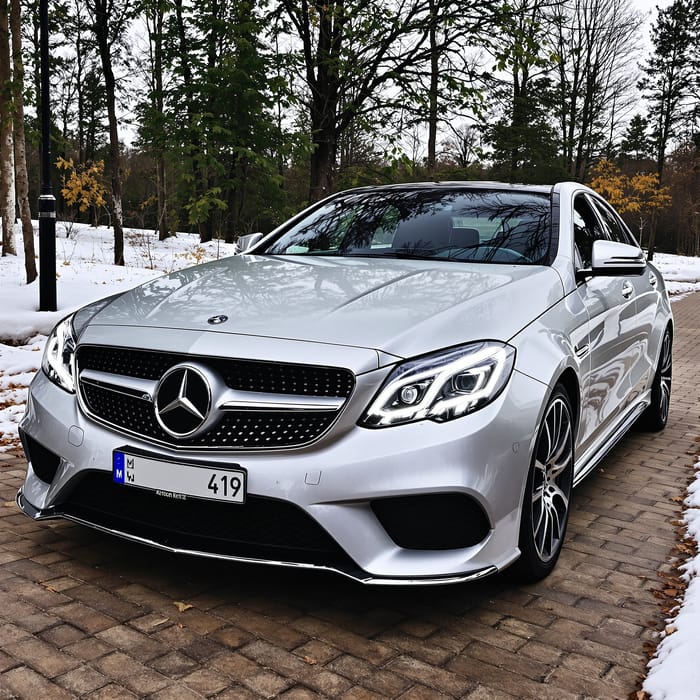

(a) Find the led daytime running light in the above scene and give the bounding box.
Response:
[361,342,515,427]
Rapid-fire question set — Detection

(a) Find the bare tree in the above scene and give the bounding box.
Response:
[440,122,481,169]
[278,0,458,201]
[86,0,135,265]
[140,0,169,240]
[552,0,643,179]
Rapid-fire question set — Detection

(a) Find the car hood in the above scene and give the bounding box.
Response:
[90,254,563,359]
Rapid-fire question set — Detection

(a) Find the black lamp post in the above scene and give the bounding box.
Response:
[38,0,56,311]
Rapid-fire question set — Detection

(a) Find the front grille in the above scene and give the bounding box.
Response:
[76,346,355,449]
[77,346,355,397]
[57,472,358,570]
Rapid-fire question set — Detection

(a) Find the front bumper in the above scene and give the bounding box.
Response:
[18,366,548,584]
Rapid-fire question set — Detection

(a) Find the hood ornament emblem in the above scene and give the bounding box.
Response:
[208,314,229,325]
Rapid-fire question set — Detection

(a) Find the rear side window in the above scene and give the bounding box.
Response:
[573,195,602,267]
[590,198,637,247]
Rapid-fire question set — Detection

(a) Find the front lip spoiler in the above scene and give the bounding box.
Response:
[16,489,498,586]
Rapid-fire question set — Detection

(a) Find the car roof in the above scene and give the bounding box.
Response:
[333,181,556,196]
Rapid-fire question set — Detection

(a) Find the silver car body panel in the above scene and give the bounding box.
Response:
[17,181,673,583]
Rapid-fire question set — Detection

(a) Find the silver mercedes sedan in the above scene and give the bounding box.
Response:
[17,182,673,584]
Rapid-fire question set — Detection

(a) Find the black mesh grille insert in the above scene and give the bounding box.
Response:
[76,346,354,449]
[77,346,354,397]
[58,471,359,570]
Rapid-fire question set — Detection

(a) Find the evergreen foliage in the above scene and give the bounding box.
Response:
[0,0,698,259]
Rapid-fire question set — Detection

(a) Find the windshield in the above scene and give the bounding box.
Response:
[262,189,552,264]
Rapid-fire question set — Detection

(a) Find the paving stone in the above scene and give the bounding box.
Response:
[85,683,138,699]
[360,669,413,697]
[0,665,73,699]
[0,292,699,699]
[55,665,110,695]
[216,685,260,700]
[149,683,204,700]
[242,669,294,698]
[3,637,81,678]
[181,667,231,695]
[149,650,200,678]
[96,623,167,661]
[386,656,472,696]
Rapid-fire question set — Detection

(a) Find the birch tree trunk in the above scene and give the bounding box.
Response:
[0,0,17,257]
[11,0,36,281]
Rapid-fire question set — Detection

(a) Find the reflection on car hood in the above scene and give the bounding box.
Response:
[91,254,564,359]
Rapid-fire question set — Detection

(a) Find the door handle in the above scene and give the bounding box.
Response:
[621,281,634,299]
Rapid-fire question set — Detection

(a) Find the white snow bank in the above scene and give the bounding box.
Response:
[644,461,700,700]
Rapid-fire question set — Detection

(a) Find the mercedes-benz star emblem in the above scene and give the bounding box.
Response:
[208,314,228,325]
[155,365,212,438]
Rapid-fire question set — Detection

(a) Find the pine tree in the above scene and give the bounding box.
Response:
[639,0,699,179]
[619,114,653,161]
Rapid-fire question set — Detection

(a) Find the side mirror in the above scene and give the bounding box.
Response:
[576,240,646,281]
[235,232,264,254]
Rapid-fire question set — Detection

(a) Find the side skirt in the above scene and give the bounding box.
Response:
[572,399,649,488]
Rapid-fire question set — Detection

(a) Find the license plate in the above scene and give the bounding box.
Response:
[112,451,246,504]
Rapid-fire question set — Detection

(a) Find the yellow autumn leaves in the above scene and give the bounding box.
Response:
[56,156,108,214]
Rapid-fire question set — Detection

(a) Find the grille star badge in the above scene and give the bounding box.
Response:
[154,365,212,438]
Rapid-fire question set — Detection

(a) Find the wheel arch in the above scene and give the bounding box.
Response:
[554,367,581,441]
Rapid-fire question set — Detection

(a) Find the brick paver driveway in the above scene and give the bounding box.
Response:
[1,293,699,700]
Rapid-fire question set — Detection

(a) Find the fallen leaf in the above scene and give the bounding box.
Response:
[174,601,193,613]
[303,656,317,665]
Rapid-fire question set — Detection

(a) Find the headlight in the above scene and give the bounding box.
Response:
[360,342,515,427]
[41,294,120,394]
[42,315,77,393]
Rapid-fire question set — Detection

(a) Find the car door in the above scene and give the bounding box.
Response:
[588,196,657,404]
[572,193,640,458]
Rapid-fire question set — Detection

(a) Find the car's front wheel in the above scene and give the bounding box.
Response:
[513,385,574,582]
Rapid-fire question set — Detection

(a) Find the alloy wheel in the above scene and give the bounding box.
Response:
[658,331,672,426]
[531,396,573,563]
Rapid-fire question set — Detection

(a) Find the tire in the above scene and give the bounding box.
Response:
[513,385,574,582]
[637,327,672,432]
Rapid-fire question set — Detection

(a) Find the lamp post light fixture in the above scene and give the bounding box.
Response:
[38,0,56,312]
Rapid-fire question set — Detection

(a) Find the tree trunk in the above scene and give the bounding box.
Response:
[153,2,168,241]
[92,0,124,265]
[0,0,17,257]
[308,123,336,203]
[307,1,341,202]
[10,0,36,281]
[426,0,438,178]
[647,213,657,262]
[173,0,207,238]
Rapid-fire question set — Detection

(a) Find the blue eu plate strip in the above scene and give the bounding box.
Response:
[113,451,125,483]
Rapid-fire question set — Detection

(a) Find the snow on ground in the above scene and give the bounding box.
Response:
[0,223,699,698]
[0,222,236,445]
[644,459,700,700]
[653,252,700,298]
